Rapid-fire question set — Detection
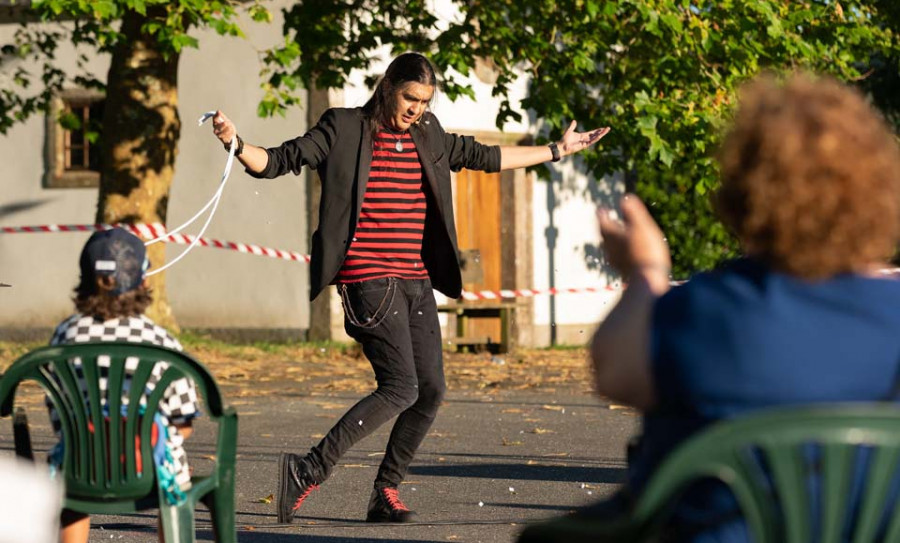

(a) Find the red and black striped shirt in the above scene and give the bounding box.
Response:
[336,129,429,283]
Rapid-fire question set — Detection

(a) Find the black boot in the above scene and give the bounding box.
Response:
[276,453,319,524]
[366,485,419,523]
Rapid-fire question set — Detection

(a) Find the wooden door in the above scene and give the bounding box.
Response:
[455,168,502,342]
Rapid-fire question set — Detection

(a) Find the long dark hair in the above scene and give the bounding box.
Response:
[363,52,437,131]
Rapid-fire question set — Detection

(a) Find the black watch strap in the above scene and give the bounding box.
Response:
[549,142,561,162]
[224,134,244,156]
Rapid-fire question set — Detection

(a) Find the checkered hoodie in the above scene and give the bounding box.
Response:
[47,314,200,491]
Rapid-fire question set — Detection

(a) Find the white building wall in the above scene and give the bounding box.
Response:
[167,6,308,331]
[531,163,624,346]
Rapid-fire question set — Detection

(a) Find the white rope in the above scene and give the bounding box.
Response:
[144,111,235,276]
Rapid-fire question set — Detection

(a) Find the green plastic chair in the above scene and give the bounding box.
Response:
[0,342,238,543]
[518,403,900,543]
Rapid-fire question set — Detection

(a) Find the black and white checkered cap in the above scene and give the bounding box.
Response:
[79,228,149,294]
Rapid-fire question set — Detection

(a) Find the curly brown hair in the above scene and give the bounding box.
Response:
[714,72,900,279]
[73,279,152,321]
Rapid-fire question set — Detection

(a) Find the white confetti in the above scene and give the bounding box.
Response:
[358,420,363,426]
[508,487,515,492]
[478,501,484,507]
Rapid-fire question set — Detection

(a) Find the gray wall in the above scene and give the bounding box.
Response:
[0,3,310,334]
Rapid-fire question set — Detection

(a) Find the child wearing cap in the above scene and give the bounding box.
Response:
[46,228,201,543]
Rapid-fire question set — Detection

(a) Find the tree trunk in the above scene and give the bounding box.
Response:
[97,8,181,332]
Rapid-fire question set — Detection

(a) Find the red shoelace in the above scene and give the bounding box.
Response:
[382,487,410,511]
[292,484,319,511]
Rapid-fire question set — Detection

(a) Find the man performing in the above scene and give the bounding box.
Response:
[210,52,610,523]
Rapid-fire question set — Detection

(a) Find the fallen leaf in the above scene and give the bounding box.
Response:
[255,494,274,504]
[529,428,554,434]
[502,437,524,446]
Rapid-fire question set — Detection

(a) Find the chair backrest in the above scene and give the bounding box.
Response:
[0,343,226,504]
[633,404,900,543]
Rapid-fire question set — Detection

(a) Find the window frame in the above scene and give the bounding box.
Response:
[45,88,105,188]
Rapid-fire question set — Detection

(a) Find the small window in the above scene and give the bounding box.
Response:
[45,89,105,188]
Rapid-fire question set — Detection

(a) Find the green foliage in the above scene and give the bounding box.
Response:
[265,0,899,276]
[258,0,478,118]
[0,0,270,134]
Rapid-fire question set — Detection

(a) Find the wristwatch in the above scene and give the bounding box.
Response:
[548,142,561,162]
[225,134,244,157]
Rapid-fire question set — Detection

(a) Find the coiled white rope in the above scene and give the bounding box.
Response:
[144,111,235,276]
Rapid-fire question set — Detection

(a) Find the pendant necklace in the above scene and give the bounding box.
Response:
[387,126,406,152]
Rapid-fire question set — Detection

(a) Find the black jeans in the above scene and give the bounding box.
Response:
[304,277,446,488]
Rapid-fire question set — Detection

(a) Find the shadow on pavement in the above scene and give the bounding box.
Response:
[204,531,442,543]
[409,463,626,484]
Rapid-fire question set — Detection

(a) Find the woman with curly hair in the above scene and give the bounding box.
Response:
[585,73,900,541]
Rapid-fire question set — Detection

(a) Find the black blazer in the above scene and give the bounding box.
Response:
[249,107,502,301]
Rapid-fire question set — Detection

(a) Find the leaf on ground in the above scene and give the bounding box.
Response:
[255,493,274,504]
[529,428,554,434]
[502,437,524,446]
[315,402,349,410]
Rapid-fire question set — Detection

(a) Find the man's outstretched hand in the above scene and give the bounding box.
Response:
[558,121,611,157]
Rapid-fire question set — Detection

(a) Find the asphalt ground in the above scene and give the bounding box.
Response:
[0,351,640,543]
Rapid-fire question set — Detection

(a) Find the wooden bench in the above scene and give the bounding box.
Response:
[437,302,517,354]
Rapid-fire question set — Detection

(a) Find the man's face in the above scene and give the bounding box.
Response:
[387,82,434,131]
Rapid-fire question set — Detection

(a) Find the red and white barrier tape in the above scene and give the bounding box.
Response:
[3,223,898,299]
[1,223,167,237]
[1,223,311,263]
[459,285,620,301]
